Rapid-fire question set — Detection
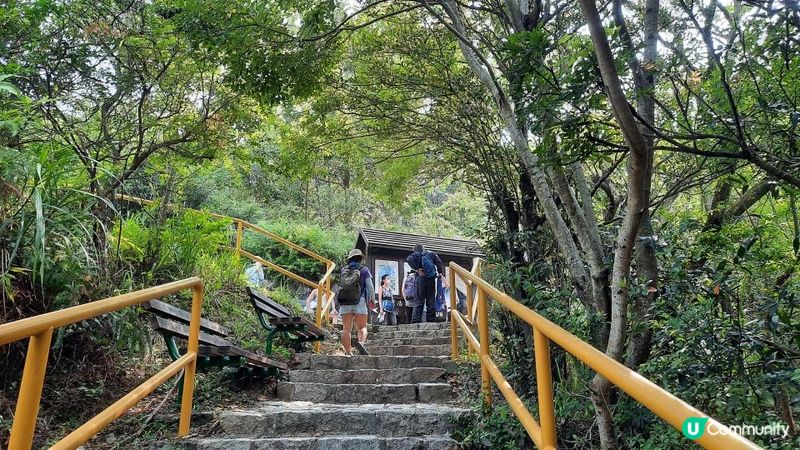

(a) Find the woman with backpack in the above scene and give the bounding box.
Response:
[337,249,374,356]
[378,274,397,326]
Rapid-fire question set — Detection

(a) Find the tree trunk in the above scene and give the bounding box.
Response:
[519,165,546,232]
[579,0,654,446]
[548,165,611,345]
[625,0,660,370]
[438,0,596,310]
[628,209,657,369]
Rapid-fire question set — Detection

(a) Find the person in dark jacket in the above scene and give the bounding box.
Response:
[406,244,445,323]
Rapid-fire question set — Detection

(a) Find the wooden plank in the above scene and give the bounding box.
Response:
[196,347,234,358]
[360,227,484,256]
[143,299,229,337]
[271,317,305,326]
[294,329,312,339]
[270,317,326,338]
[290,317,326,336]
[175,340,287,370]
[247,288,292,317]
[150,317,232,348]
[302,322,326,337]
[217,346,288,370]
[246,288,327,340]
[251,289,293,317]
[269,321,311,339]
[251,297,291,320]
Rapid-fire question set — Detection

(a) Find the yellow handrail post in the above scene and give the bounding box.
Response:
[449,269,459,360]
[178,282,203,436]
[325,264,332,322]
[477,286,492,409]
[1,277,207,448]
[534,328,557,449]
[235,220,244,253]
[465,280,474,355]
[8,328,53,450]
[469,258,481,324]
[448,261,759,450]
[314,280,323,353]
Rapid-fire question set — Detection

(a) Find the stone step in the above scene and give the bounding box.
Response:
[277,382,453,404]
[287,367,447,384]
[354,329,451,340]
[366,344,451,357]
[335,330,451,343]
[217,402,469,438]
[359,336,451,346]
[188,435,458,450]
[294,354,448,370]
[336,322,450,332]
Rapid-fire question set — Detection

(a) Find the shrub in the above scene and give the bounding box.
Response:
[111,209,233,285]
[267,284,305,315]
[242,219,352,281]
[452,402,532,450]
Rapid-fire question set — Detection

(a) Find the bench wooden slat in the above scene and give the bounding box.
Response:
[195,347,288,370]
[246,287,328,349]
[216,346,288,370]
[150,316,233,348]
[147,303,286,374]
[271,317,326,337]
[289,328,312,339]
[251,297,292,320]
[247,287,293,317]
[196,346,239,358]
[144,299,229,337]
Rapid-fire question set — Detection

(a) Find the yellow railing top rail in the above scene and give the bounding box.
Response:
[448,261,760,450]
[0,278,200,346]
[318,262,337,288]
[241,220,333,266]
[1,277,204,450]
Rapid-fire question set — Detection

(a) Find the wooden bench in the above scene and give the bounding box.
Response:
[246,287,328,354]
[144,299,287,378]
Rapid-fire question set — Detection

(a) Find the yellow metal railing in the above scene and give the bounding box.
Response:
[116,195,337,349]
[448,261,760,450]
[0,278,204,450]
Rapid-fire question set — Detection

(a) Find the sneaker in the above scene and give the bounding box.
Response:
[354,341,369,355]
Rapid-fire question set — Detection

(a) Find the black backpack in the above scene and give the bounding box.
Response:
[338,264,363,305]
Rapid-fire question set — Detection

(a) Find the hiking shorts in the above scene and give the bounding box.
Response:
[339,298,368,316]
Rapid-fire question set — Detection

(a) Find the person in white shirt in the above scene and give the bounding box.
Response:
[245,261,264,287]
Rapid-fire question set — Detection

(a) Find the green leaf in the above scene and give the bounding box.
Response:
[0,81,22,97]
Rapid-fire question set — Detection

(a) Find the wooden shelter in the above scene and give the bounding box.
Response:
[354,228,484,323]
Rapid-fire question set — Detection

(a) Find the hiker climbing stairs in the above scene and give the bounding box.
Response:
[188,322,469,450]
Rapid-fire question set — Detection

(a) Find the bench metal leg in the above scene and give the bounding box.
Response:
[175,373,185,407]
[265,328,279,355]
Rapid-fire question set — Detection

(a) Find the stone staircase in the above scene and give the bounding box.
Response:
[188,322,468,450]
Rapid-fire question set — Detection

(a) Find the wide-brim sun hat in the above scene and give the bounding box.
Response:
[347,249,364,259]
